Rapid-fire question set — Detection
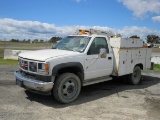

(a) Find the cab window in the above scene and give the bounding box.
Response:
[87,37,109,55]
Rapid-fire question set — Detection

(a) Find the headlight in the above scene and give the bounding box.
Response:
[39,63,49,70]
[38,63,49,75]
[42,64,46,70]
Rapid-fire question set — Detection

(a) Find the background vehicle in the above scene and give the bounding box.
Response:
[14,29,151,103]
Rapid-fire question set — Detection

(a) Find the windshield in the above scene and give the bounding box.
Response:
[53,36,91,52]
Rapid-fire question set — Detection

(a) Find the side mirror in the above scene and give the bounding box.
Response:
[99,48,107,58]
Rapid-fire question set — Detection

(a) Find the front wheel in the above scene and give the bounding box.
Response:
[53,73,81,104]
[128,66,141,85]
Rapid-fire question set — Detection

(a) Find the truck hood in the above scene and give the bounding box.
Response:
[19,49,81,61]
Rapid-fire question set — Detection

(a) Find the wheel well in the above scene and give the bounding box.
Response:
[135,64,143,70]
[55,67,83,85]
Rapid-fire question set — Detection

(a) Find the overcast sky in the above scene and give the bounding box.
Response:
[0,0,160,40]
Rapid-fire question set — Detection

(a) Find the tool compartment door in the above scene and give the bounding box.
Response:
[112,48,132,76]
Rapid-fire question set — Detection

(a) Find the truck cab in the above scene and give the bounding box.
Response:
[14,29,151,103]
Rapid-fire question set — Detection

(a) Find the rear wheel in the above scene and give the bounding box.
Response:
[128,66,141,85]
[53,73,81,103]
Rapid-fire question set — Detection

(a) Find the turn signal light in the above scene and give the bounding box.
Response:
[45,64,49,71]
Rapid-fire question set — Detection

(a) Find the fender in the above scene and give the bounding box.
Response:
[52,62,84,79]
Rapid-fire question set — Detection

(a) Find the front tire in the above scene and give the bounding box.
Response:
[53,73,81,104]
[128,66,141,85]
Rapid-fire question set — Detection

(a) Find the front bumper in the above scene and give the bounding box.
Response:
[14,71,54,92]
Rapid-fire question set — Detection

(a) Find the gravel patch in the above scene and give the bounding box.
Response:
[0,65,160,120]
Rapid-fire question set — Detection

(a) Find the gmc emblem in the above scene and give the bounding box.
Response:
[22,63,28,68]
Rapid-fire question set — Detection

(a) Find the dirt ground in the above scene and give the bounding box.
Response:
[0,65,160,120]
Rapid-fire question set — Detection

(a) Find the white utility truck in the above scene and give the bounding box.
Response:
[14,29,152,103]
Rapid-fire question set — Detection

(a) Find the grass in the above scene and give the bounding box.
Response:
[152,48,160,53]
[0,48,18,65]
[154,64,160,71]
[0,57,18,65]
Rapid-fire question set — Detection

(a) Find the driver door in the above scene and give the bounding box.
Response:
[84,37,113,80]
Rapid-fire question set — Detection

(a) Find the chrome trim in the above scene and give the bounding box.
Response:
[14,71,53,92]
[18,57,50,75]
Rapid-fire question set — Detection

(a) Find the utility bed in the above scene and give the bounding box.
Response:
[110,37,152,76]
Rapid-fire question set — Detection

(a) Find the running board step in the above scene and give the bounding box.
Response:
[83,76,112,86]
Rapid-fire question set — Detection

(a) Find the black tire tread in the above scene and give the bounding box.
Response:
[128,66,141,85]
[53,73,81,103]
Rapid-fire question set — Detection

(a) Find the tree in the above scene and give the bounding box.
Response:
[23,39,26,43]
[40,40,44,43]
[10,39,19,42]
[49,37,62,43]
[146,35,160,43]
[129,35,140,39]
[27,39,31,43]
[33,39,39,43]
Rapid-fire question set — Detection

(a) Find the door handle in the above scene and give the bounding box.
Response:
[108,57,112,60]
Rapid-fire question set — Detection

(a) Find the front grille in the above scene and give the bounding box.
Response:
[19,58,37,73]
[29,62,37,72]
[20,59,28,70]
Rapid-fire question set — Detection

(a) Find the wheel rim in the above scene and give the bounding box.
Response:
[61,79,77,99]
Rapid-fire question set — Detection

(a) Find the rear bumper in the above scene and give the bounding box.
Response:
[14,71,54,92]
